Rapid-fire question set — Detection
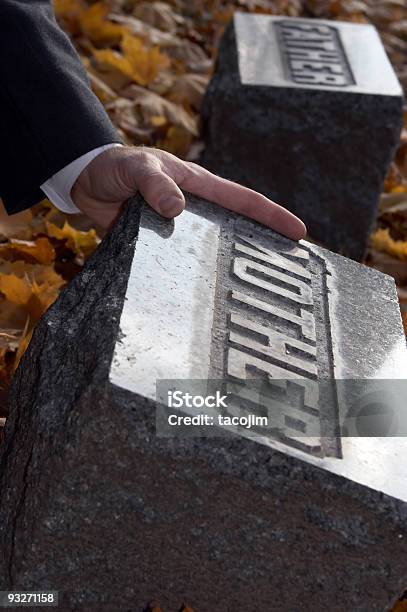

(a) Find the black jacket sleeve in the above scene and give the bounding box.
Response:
[0,0,122,215]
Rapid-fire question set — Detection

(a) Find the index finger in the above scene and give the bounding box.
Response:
[179,162,307,241]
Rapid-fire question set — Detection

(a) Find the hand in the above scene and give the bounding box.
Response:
[71,145,306,240]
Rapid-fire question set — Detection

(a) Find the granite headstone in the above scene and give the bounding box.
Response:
[0,195,406,611]
[201,14,404,260]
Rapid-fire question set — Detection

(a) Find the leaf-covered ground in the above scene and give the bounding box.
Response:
[0,2,407,605]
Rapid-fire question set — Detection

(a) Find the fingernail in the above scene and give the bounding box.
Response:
[157,196,184,218]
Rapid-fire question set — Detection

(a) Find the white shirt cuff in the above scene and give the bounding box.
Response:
[40,143,123,214]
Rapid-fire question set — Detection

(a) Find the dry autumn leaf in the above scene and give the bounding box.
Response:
[14,328,33,371]
[88,71,118,104]
[0,261,65,306]
[45,220,100,259]
[78,1,126,44]
[121,32,171,86]
[121,84,198,136]
[0,200,33,240]
[0,237,56,265]
[92,34,170,88]
[53,0,84,18]
[92,48,134,89]
[133,2,179,34]
[370,227,407,260]
[105,98,154,143]
[167,73,209,111]
[158,124,194,157]
[0,274,32,306]
[110,13,180,48]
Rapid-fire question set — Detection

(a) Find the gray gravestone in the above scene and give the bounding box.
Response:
[201,14,404,260]
[0,195,407,611]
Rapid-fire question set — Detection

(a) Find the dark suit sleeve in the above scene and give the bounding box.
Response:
[0,0,122,215]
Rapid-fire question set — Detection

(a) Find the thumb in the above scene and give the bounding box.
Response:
[136,168,185,219]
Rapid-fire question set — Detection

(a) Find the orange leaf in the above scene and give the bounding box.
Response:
[370,228,407,261]
[53,0,84,19]
[92,49,134,88]
[0,274,32,305]
[0,237,56,265]
[159,125,193,157]
[14,328,34,371]
[45,220,100,258]
[78,2,126,44]
[121,33,170,86]
[0,261,65,308]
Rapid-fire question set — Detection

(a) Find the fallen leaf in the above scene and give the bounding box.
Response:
[158,124,194,157]
[0,274,32,305]
[53,0,84,18]
[133,2,178,34]
[45,220,100,259]
[78,1,126,44]
[110,13,180,48]
[166,39,211,74]
[379,192,407,212]
[121,85,198,136]
[14,328,33,371]
[168,73,209,111]
[0,200,33,240]
[92,48,134,89]
[89,72,118,104]
[370,227,407,260]
[0,297,30,330]
[121,33,171,86]
[105,98,154,143]
[0,238,56,265]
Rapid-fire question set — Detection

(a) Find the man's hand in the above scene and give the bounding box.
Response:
[71,146,306,240]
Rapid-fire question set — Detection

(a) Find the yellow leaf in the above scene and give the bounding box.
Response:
[78,2,126,44]
[0,261,65,292]
[0,274,32,305]
[370,228,407,261]
[14,328,34,371]
[45,220,100,258]
[121,33,170,86]
[53,0,85,36]
[391,185,407,194]
[150,115,168,127]
[159,125,193,157]
[53,0,83,19]
[92,48,134,86]
[0,238,56,265]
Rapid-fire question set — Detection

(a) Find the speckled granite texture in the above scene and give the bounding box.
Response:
[0,196,406,612]
[201,15,404,260]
